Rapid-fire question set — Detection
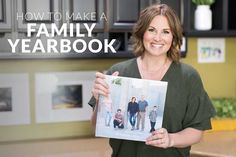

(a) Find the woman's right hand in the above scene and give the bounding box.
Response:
[91,71,119,100]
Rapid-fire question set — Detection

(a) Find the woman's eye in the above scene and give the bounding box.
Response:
[148,28,155,32]
[163,30,170,34]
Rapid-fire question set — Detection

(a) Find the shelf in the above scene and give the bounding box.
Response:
[228,0,236,30]
[184,0,236,37]
[185,30,228,37]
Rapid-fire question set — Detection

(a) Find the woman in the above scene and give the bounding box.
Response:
[89,4,215,157]
[104,95,112,126]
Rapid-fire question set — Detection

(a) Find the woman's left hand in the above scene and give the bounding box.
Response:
[146,128,173,148]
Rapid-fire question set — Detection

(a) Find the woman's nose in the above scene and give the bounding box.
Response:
[153,32,162,41]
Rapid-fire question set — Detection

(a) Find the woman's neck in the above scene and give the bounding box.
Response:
[141,54,168,72]
[137,54,171,80]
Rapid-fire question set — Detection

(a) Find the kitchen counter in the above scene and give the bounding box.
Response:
[191,131,236,157]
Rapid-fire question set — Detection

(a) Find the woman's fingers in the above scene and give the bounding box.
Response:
[94,76,109,90]
[92,71,119,99]
[94,80,109,95]
[112,71,119,76]
[152,128,165,138]
[146,129,165,140]
[95,72,106,79]
[146,128,170,148]
[92,79,108,99]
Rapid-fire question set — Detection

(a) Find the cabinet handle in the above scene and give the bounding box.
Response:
[180,0,184,25]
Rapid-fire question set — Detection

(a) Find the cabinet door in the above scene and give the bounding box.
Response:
[16,0,60,31]
[108,0,151,31]
[161,0,183,24]
[0,0,12,31]
[108,0,182,31]
[228,0,236,32]
[62,0,105,31]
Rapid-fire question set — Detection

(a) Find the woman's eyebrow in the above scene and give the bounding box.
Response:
[148,25,171,30]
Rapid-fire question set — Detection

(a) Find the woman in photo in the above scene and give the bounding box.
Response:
[104,95,113,127]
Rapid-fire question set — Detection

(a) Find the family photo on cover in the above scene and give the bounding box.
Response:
[96,75,168,141]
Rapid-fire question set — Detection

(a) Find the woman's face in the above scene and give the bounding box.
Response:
[143,15,173,57]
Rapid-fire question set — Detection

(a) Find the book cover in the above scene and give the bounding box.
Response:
[96,75,168,142]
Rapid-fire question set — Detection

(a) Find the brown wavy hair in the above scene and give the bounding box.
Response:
[132,4,183,63]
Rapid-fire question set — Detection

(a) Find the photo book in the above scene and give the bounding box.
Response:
[95,75,168,142]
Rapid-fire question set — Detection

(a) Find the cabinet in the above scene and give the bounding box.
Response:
[62,0,105,31]
[184,0,236,37]
[227,0,236,33]
[0,0,13,56]
[107,0,151,31]
[107,0,183,31]
[0,0,12,32]
[161,0,183,23]
[16,0,60,31]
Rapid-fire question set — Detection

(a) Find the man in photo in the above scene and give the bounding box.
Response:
[127,97,139,130]
[149,106,158,132]
[113,109,124,129]
[136,95,148,131]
